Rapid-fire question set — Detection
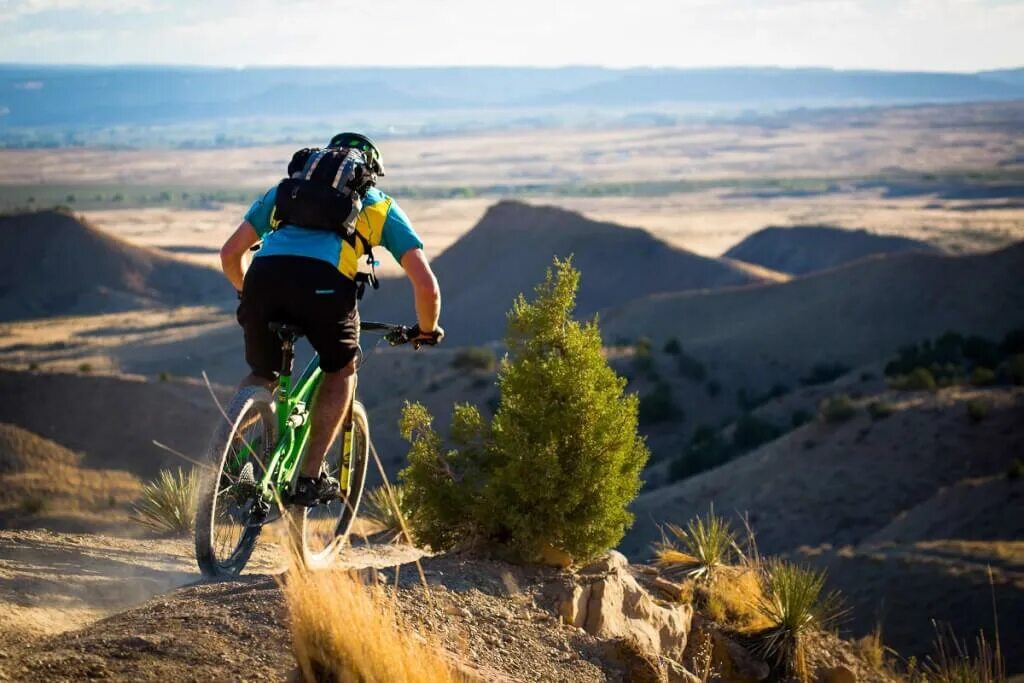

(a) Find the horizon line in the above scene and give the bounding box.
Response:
[1,62,1022,76]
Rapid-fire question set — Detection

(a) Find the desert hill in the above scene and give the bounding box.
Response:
[619,386,1024,671]
[0,370,230,479]
[0,421,79,473]
[366,201,763,344]
[622,387,1024,557]
[723,224,939,275]
[601,241,1024,387]
[0,423,141,533]
[0,211,226,321]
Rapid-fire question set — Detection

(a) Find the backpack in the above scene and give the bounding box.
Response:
[271,147,377,241]
[271,147,382,293]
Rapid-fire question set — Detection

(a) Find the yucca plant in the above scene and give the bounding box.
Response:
[362,483,415,543]
[133,467,198,534]
[923,621,1005,683]
[655,508,741,581]
[755,559,844,681]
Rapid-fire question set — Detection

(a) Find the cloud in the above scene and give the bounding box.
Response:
[0,0,1021,70]
[0,0,156,20]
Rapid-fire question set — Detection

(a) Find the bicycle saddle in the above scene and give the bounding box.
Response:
[268,321,305,341]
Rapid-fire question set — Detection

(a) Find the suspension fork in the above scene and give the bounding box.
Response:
[339,374,359,491]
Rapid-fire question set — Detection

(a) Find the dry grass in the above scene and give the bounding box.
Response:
[697,566,773,634]
[853,623,888,670]
[920,622,1006,683]
[282,566,466,683]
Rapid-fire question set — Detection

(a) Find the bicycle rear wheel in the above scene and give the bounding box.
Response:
[294,400,370,567]
[195,385,278,578]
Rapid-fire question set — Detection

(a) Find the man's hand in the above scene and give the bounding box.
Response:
[409,324,444,349]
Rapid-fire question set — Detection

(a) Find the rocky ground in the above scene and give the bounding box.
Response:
[0,529,887,682]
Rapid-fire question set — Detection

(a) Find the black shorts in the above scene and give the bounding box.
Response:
[237,256,360,378]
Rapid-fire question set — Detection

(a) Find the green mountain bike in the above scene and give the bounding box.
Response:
[195,320,415,578]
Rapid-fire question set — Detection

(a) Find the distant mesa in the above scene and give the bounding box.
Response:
[723,224,939,276]
[0,210,226,321]
[366,200,765,344]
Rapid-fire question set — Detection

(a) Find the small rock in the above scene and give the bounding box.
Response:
[579,550,629,575]
[820,665,856,683]
[652,577,686,601]
[443,604,472,619]
[538,544,574,568]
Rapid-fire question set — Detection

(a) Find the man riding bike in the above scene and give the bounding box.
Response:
[218,132,443,506]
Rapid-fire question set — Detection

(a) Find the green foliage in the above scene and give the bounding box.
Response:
[158,371,171,382]
[639,381,683,425]
[891,367,938,392]
[800,362,851,386]
[820,394,858,423]
[970,367,996,387]
[676,350,707,383]
[656,509,740,581]
[755,560,844,681]
[632,336,656,377]
[867,400,896,420]
[1007,458,1024,481]
[670,425,734,481]
[400,258,649,563]
[733,413,782,451]
[670,413,788,482]
[451,346,497,373]
[133,468,198,534]
[663,338,682,355]
[885,329,1024,389]
[77,362,93,373]
[966,398,990,424]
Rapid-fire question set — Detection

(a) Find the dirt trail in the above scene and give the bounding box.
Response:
[0,529,418,649]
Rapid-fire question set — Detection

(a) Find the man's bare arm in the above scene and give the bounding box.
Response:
[400,247,441,333]
[220,221,261,292]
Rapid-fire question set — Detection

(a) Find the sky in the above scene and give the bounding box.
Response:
[0,0,1022,72]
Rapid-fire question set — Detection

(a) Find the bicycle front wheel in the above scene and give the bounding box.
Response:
[195,385,278,578]
[295,400,370,568]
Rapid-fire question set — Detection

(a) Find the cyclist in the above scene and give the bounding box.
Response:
[218,132,443,506]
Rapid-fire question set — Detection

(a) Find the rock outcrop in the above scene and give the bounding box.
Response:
[556,551,694,669]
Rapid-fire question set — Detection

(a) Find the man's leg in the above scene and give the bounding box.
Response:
[301,359,356,478]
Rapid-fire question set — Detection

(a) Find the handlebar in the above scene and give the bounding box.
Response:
[360,321,441,349]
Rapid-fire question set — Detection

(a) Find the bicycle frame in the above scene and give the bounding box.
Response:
[239,320,407,502]
[255,353,324,499]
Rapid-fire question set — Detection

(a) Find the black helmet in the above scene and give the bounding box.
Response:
[327,132,384,176]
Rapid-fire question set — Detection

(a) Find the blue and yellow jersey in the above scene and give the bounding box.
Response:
[243,186,423,279]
